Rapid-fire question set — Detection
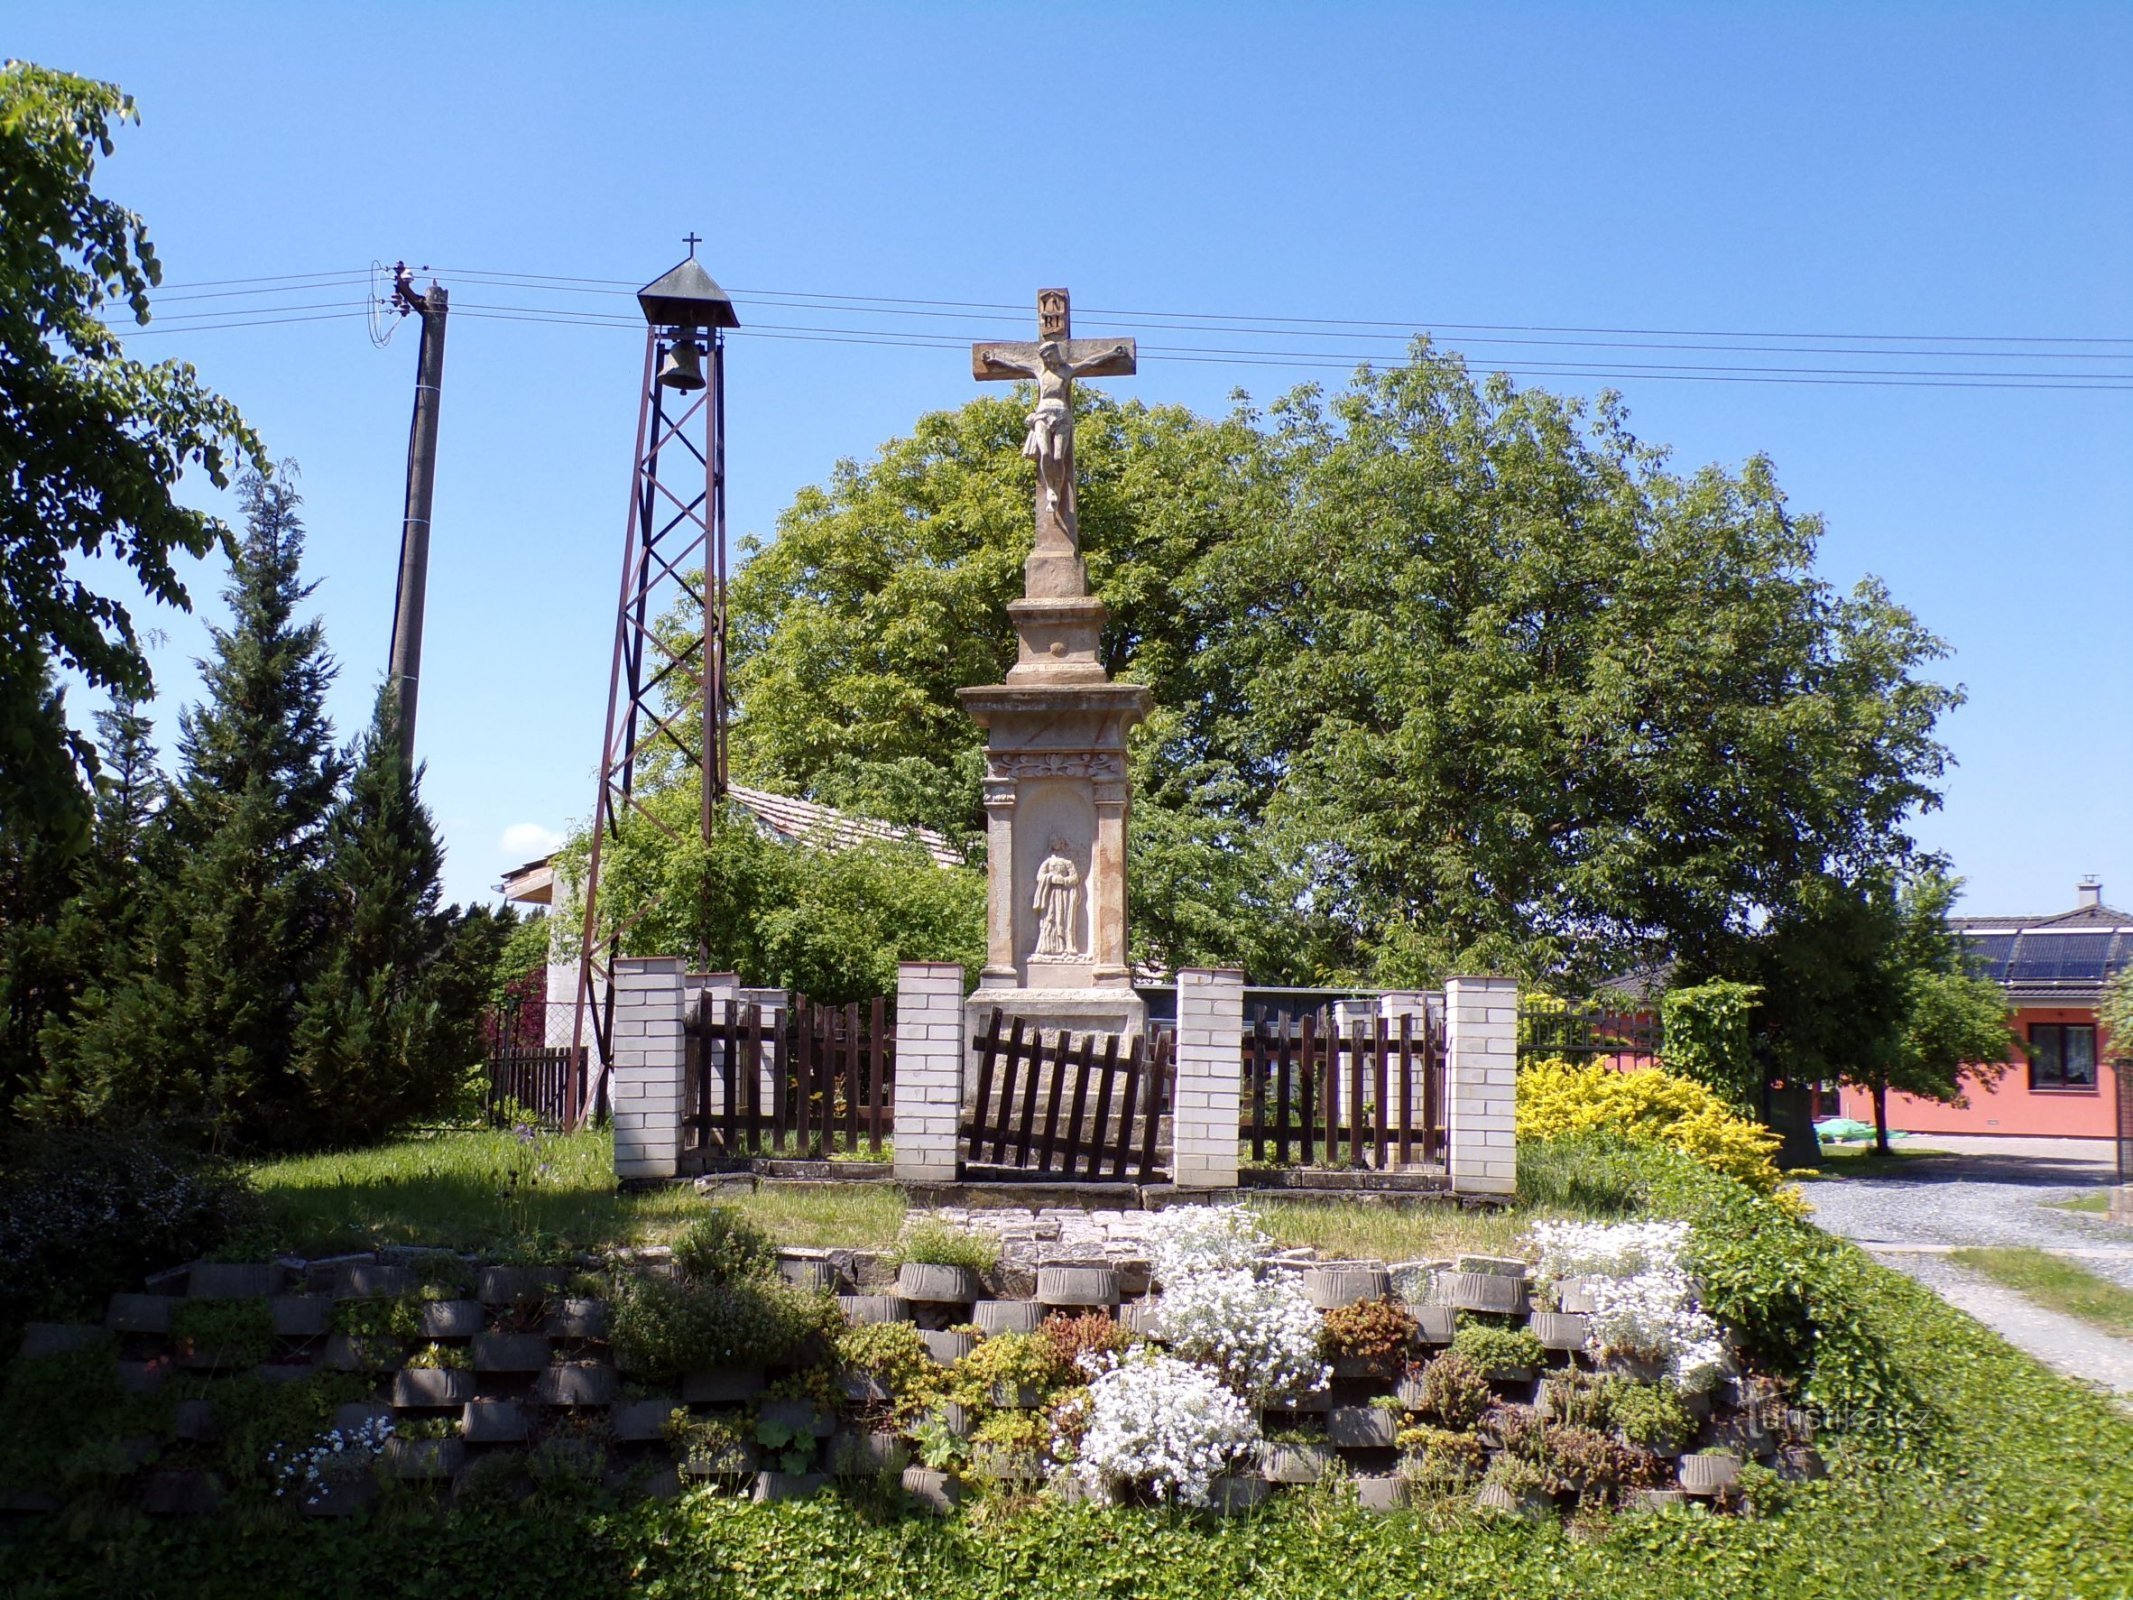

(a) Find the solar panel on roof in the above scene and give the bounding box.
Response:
[2004,933,2114,985]
[1964,933,2016,981]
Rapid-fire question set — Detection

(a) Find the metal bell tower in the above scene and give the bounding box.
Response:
[568,239,738,1121]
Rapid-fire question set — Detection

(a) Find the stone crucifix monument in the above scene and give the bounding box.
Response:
[958,289,1150,1040]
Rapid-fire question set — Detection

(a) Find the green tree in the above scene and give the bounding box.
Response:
[1830,872,2017,1156]
[20,695,164,1102]
[2101,963,2133,1068]
[557,781,984,1004]
[40,471,343,1144]
[0,61,263,852]
[712,352,1958,1011]
[288,690,498,1145]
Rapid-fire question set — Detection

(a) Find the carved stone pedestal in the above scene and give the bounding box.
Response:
[957,595,1149,1045]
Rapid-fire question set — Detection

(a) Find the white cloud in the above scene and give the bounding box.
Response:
[499,822,565,861]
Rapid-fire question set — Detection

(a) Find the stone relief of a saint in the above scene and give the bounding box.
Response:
[1030,837,1083,961]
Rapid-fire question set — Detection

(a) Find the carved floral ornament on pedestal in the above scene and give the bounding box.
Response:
[987,752,1126,781]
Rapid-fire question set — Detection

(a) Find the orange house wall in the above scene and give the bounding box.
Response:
[1833,1006,2120,1139]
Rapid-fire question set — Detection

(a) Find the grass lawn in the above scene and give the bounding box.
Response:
[1797,1143,1948,1178]
[248,1129,1559,1261]
[1949,1244,2133,1338]
[247,1128,907,1256]
[2049,1191,2111,1214]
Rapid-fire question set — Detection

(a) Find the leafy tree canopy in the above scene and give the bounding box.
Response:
[1818,871,2018,1154]
[704,349,1958,996]
[0,61,265,850]
[557,782,984,1005]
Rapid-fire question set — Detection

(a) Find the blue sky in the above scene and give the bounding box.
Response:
[14,3,2132,917]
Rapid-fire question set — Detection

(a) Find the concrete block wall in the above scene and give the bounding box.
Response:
[1445,974,1518,1195]
[611,957,687,1180]
[1172,968,1245,1189]
[892,963,966,1182]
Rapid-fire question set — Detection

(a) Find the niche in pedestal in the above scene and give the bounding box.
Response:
[1013,779,1095,989]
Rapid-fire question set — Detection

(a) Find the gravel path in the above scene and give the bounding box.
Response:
[1801,1137,2133,1394]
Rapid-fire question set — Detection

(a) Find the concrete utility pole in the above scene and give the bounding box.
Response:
[387,266,449,764]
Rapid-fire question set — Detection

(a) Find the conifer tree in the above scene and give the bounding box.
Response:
[291,688,495,1142]
[55,470,344,1143]
[25,695,166,1110]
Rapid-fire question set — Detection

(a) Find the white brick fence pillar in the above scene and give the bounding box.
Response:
[1445,975,1518,1196]
[893,962,966,1183]
[611,956,687,1181]
[1172,968,1245,1189]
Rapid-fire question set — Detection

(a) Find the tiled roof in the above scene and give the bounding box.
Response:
[726,785,967,869]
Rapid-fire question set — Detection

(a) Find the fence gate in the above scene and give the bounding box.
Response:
[961,1010,1170,1182]
[688,994,893,1160]
[485,1044,584,1128]
[1243,1008,1446,1170]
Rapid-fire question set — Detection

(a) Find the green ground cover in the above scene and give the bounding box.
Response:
[7,1134,2132,1597]
[2048,1192,2111,1215]
[1950,1245,2133,1339]
[8,1202,2131,1596]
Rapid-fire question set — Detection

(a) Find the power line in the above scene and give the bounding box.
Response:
[127,266,2133,390]
[160,264,2133,348]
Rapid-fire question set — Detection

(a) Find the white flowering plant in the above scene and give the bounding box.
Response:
[1586,1272,1728,1392]
[1528,1219,1692,1286]
[1141,1205,1272,1285]
[1525,1220,1726,1392]
[268,1414,393,1506]
[1149,1267,1329,1403]
[1066,1349,1261,1506]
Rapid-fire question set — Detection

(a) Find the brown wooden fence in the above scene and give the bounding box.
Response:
[486,1044,583,1128]
[962,1010,1170,1182]
[687,994,893,1159]
[1243,1009,1445,1169]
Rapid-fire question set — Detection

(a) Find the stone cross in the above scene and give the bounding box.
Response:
[971,289,1135,569]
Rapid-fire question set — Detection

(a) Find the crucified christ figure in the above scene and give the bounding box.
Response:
[971,289,1136,557]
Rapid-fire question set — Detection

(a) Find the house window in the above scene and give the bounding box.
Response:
[2028,1023,2098,1091]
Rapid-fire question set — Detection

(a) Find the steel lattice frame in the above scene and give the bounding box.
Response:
[569,327,727,1123]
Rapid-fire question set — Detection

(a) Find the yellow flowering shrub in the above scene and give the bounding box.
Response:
[1516,1056,1808,1217]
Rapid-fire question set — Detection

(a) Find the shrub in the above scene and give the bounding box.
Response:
[610,1274,838,1380]
[946,1330,1068,1408]
[893,1219,999,1273]
[170,1297,275,1369]
[1658,980,1763,1110]
[405,1341,471,1371]
[1516,1057,1801,1208]
[1140,1205,1270,1284]
[1603,1377,1695,1451]
[1319,1295,1418,1370]
[671,1210,776,1285]
[1536,1368,1610,1430]
[0,1129,259,1345]
[1039,1310,1135,1373]
[1068,1349,1260,1506]
[837,1320,941,1420]
[1149,1268,1328,1403]
[1395,1423,1487,1490]
[1409,1351,1493,1429]
[1451,1323,1545,1374]
[971,1407,1051,1466]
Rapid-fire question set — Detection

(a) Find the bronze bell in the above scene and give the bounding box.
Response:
[658,336,705,392]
